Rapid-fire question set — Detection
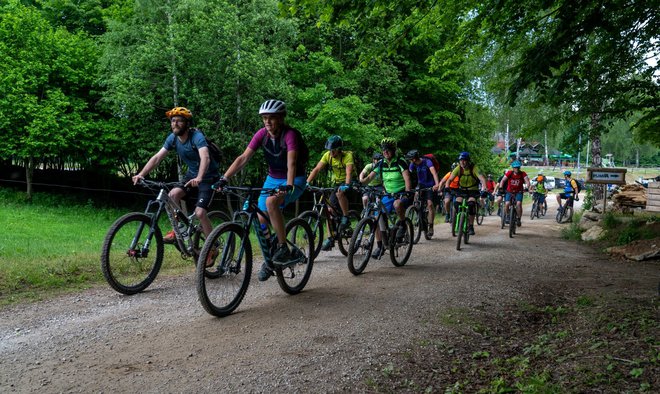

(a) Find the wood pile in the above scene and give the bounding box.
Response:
[611,184,647,209]
[647,182,660,213]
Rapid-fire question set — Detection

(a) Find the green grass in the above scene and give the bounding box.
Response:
[0,188,194,305]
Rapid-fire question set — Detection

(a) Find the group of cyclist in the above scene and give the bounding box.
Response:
[133,99,582,282]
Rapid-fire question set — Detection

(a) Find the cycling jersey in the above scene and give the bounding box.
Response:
[485,180,496,193]
[247,127,307,179]
[361,163,382,186]
[505,170,528,193]
[442,171,460,189]
[534,182,547,194]
[164,131,219,182]
[451,164,482,191]
[409,158,435,188]
[563,178,578,194]
[374,157,407,193]
[320,150,354,185]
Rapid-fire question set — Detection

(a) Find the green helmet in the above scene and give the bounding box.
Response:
[380,137,397,151]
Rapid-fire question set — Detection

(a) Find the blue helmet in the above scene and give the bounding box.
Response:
[511,160,522,168]
[563,170,572,177]
[458,151,470,161]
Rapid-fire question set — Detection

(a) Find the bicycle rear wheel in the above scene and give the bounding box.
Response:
[556,203,567,223]
[196,223,252,317]
[476,204,485,225]
[275,218,314,295]
[423,206,433,241]
[101,213,163,295]
[405,205,422,244]
[390,218,414,267]
[193,210,231,260]
[347,217,376,275]
[337,210,361,256]
[298,210,323,259]
[456,213,465,250]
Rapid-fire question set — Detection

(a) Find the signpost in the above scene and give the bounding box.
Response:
[586,167,627,213]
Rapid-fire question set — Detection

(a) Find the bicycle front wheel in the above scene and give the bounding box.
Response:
[509,208,517,238]
[298,210,323,259]
[196,222,252,317]
[101,212,163,295]
[390,218,414,267]
[347,217,376,275]
[275,218,314,295]
[476,205,485,225]
[405,205,422,244]
[337,210,361,256]
[530,202,537,220]
[456,213,465,251]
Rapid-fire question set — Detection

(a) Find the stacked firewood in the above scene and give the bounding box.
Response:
[611,184,647,208]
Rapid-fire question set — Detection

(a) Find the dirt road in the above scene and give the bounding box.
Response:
[1,196,657,393]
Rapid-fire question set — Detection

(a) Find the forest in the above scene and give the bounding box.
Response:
[1,0,658,198]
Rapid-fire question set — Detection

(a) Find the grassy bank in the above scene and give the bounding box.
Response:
[0,188,193,305]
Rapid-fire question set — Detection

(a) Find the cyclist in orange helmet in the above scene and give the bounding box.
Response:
[132,107,220,245]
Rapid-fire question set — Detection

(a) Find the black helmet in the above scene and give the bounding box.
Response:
[405,149,420,160]
[325,135,343,150]
[372,152,383,160]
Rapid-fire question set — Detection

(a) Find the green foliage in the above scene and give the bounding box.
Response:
[0,0,100,165]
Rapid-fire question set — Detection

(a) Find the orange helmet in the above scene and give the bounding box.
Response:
[536,175,544,182]
[166,107,193,119]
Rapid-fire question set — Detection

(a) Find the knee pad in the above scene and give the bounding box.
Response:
[468,201,476,215]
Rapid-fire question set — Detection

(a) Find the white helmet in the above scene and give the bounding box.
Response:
[259,99,286,115]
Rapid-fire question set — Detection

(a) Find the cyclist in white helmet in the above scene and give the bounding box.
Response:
[218,99,309,281]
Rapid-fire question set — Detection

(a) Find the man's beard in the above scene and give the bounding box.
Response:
[174,126,187,136]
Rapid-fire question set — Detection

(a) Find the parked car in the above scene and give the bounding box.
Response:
[555,178,566,189]
[530,175,556,190]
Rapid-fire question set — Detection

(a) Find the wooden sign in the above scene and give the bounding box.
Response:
[586,167,627,185]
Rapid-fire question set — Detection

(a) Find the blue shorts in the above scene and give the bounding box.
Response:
[258,175,306,212]
[381,195,412,214]
[505,192,523,203]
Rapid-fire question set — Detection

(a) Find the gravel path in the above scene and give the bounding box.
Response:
[1,195,658,393]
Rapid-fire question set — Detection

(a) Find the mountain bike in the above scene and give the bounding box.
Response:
[505,195,519,238]
[530,192,546,220]
[556,195,575,224]
[101,180,230,295]
[476,191,490,226]
[298,186,360,258]
[405,187,434,244]
[454,192,471,251]
[347,189,414,275]
[197,185,314,317]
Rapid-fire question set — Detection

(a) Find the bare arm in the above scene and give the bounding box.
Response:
[403,170,412,191]
[286,149,297,186]
[307,161,326,184]
[430,167,440,190]
[345,164,353,184]
[133,148,168,184]
[223,147,256,180]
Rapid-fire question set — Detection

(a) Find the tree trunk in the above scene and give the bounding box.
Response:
[589,111,604,203]
[25,156,34,201]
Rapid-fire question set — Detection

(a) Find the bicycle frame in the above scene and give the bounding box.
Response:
[139,181,206,258]
[308,186,342,241]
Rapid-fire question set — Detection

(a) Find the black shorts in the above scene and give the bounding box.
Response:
[179,176,219,210]
[456,189,480,200]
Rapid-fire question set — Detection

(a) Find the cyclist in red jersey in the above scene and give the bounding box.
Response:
[499,160,530,227]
